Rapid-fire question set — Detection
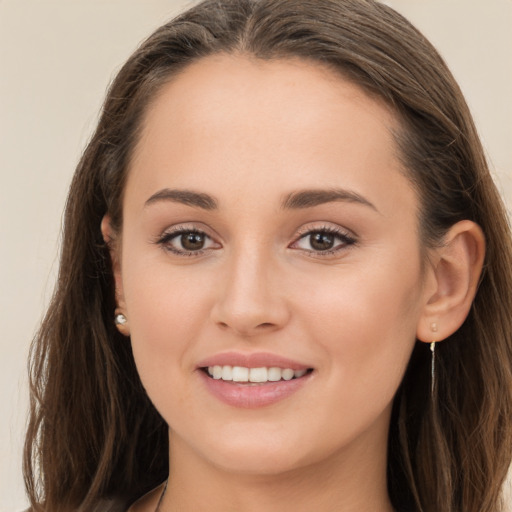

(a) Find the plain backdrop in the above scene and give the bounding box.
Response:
[1,1,511,511]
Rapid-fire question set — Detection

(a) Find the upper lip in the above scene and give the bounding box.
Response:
[197,352,311,371]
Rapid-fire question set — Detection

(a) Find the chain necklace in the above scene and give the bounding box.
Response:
[154,479,168,512]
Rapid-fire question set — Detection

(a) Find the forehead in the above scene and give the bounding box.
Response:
[127,54,414,220]
[138,54,398,147]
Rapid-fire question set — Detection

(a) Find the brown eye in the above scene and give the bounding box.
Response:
[309,232,335,251]
[180,232,206,251]
[158,228,218,255]
[291,227,356,256]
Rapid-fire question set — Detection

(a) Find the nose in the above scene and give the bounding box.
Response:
[210,249,290,337]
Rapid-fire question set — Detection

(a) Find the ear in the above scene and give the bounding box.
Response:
[101,215,130,336]
[416,220,485,343]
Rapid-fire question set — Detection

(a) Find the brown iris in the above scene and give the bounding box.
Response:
[309,232,335,251]
[181,232,206,251]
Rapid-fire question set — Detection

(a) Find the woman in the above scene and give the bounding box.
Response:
[23,0,512,511]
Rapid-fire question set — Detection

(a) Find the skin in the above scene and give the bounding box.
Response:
[103,55,485,512]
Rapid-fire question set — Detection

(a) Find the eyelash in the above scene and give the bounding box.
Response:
[292,225,357,257]
[155,227,217,257]
[155,225,357,258]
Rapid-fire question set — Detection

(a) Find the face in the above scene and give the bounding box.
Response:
[111,55,432,477]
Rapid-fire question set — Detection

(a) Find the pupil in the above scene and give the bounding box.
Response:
[181,232,205,251]
[310,232,334,251]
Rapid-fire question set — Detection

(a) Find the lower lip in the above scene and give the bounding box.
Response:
[198,370,311,408]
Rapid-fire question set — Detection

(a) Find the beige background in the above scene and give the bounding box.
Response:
[1,1,511,510]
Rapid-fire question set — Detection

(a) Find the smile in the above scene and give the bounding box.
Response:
[205,365,309,383]
[197,352,314,407]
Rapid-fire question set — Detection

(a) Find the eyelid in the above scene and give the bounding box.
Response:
[294,221,356,238]
[154,223,221,256]
[289,223,357,256]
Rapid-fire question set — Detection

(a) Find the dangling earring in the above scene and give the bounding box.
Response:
[430,322,438,396]
[430,341,436,396]
[114,309,129,335]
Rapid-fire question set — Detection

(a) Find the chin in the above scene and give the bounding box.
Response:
[207,448,309,477]
[190,426,322,477]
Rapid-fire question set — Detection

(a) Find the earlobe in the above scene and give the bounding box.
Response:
[114,309,130,337]
[416,220,485,343]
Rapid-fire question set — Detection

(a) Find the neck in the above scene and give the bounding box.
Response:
[161,422,394,512]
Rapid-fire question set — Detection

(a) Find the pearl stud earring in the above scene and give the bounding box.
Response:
[115,313,127,325]
[114,309,129,336]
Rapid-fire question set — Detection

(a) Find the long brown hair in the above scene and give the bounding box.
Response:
[24,1,512,511]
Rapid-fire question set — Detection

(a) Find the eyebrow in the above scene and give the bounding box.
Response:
[144,188,218,210]
[144,187,378,213]
[281,188,378,212]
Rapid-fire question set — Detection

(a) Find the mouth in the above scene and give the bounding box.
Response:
[197,352,314,407]
[201,365,313,384]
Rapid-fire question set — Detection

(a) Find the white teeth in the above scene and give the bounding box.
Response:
[268,367,282,381]
[249,367,268,382]
[232,366,249,382]
[212,365,223,379]
[282,368,294,381]
[206,365,309,383]
[221,366,233,381]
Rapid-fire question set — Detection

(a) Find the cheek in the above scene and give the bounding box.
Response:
[297,253,423,393]
[284,263,423,453]
[120,257,214,388]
